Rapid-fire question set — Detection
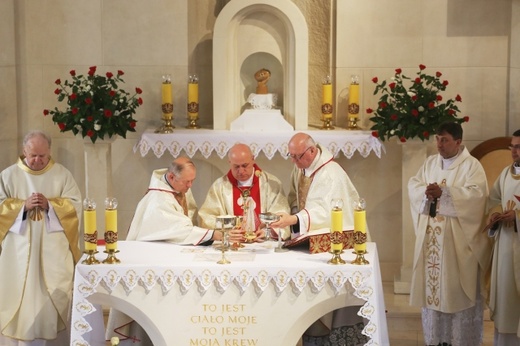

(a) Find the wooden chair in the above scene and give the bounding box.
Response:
[470,137,512,188]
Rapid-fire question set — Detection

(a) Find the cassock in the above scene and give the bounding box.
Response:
[198,165,290,239]
[408,146,492,345]
[487,164,520,340]
[126,168,213,245]
[0,157,81,345]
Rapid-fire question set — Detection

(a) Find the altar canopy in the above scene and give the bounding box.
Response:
[71,241,389,346]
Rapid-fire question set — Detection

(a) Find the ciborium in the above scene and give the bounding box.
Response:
[215,215,236,264]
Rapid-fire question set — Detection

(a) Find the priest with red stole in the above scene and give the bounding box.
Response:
[198,143,290,240]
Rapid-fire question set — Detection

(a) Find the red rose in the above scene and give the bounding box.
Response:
[436,95,443,101]
[436,71,442,77]
[428,102,435,109]
[400,137,406,142]
[69,93,77,100]
[463,116,470,122]
[104,109,113,118]
[366,108,373,114]
[371,131,379,138]
[136,87,143,94]
[372,77,378,83]
[389,82,396,89]
[117,70,124,76]
[85,98,92,104]
[43,109,49,116]
[395,68,402,74]
[58,123,66,130]
[414,77,421,84]
[54,88,61,95]
[411,109,419,117]
[379,101,387,109]
[411,95,418,101]
[138,97,143,105]
[88,66,97,76]
[87,130,95,137]
[55,79,61,85]
[130,121,137,128]
[423,131,430,138]
[448,109,455,115]
[70,70,76,76]
[455,94,462,102]
[71,107,79,115]
[419,64,426,70]
[109,90,116,97]
[86,116,94,121]
[106,72,113,79]
[442,80,449,86]
[390,114,398,121]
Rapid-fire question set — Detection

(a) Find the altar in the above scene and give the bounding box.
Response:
[71,241,389,346]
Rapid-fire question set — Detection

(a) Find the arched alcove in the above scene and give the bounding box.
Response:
[213,0,308,130]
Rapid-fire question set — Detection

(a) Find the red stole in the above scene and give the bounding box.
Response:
[227,165,262,217]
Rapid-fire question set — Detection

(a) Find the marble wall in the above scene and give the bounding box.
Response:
[1,0,518,282]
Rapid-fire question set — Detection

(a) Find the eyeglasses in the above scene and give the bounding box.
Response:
[509,144,520,151]
[287,146,312,160]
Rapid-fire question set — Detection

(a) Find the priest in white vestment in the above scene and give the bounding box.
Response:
[198,143,290,241]
[0,130,82,346]
[272,132,367,346]
[408,122,492,346]
[486,129,520,345]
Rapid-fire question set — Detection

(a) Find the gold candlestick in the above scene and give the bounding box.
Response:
[82,249,100,265]
[328,198,346,265]
[321,75,334,130]
[347,75,360,130]
[103,197,120,264]
[155,74,175,133]
[351,198,369,265]
[186,75,201,129]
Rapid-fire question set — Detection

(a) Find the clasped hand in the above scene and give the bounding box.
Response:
[25,192,49,211]
[425,183,442,200]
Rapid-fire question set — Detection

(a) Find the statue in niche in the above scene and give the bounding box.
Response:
[254,68,271,94]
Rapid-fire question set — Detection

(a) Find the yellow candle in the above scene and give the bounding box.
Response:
[83,209,97,251]
[322,80,333,120]
[348,77,360,120]
[354,209,366,253]
[330,208,343,252]
[188,81,199,119]
[162,82,172,106]
[105,209,118,251]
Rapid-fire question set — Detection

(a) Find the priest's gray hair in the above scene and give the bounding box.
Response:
[23,130,52,148]
[169,158,195,178]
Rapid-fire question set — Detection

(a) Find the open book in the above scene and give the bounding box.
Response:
[283,228,354,254]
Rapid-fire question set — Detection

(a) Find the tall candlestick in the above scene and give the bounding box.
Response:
[186,75,201,129]
[83,198,97,251]
[322,76,333,120]
[328,198,345,264]
[156,74,175,133]
[347,75,360,129]
[104,197,118,251]
[353,198,368,259]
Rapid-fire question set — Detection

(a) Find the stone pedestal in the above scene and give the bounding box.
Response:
[83,137,115,243]
[394,139,432,294]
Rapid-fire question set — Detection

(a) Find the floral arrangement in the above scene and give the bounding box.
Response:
[44,66,143,143]
[366,64,469,142]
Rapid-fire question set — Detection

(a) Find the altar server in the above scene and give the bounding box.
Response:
[408,121,492,346]
[486,129,520,345]
[198,143,290,241]
[126,157,221,244]
[0,130,82,345]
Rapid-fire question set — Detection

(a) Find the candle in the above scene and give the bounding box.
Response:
[162,74,173,115]
[354,198,367,253]
[348,75,360,120]
[188,75,199,120]
[330,198,343,253]
[105,197,118,251]
[83,198,97,251]
[322,76,333,120]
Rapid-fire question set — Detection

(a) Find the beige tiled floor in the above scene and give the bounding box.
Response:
[383,282,494,346]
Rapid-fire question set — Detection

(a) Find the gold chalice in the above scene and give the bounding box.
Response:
[215,215,236,264]
[259,212,279,242]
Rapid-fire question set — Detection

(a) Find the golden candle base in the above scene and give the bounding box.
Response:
[155,114,175,133]
[231,242,244,251]
[328,250,346,265]
[321,118,334,130]
[82,250,100,265]
[347,117,359,130]
[351,250,369,265]
[102,249,121,264]
[186,116,201,129]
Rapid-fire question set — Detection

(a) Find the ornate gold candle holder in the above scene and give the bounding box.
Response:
[186,75,201,129]
[82,249,100,265]
[321,75,334,130]
[155,74,175,133]
[328,198,346,265]
[351,198,369,265]
[347,75,360,130]
[103,248,121,264]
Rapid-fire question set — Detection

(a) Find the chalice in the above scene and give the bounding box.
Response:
[215,215,236,264]
[259,212,279,242]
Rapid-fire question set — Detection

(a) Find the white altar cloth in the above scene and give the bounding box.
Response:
[71,241,389,346]
[133,129,385,159]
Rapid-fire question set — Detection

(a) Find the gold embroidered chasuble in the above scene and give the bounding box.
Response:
[0,157,82,341]
[408,147,492,313]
